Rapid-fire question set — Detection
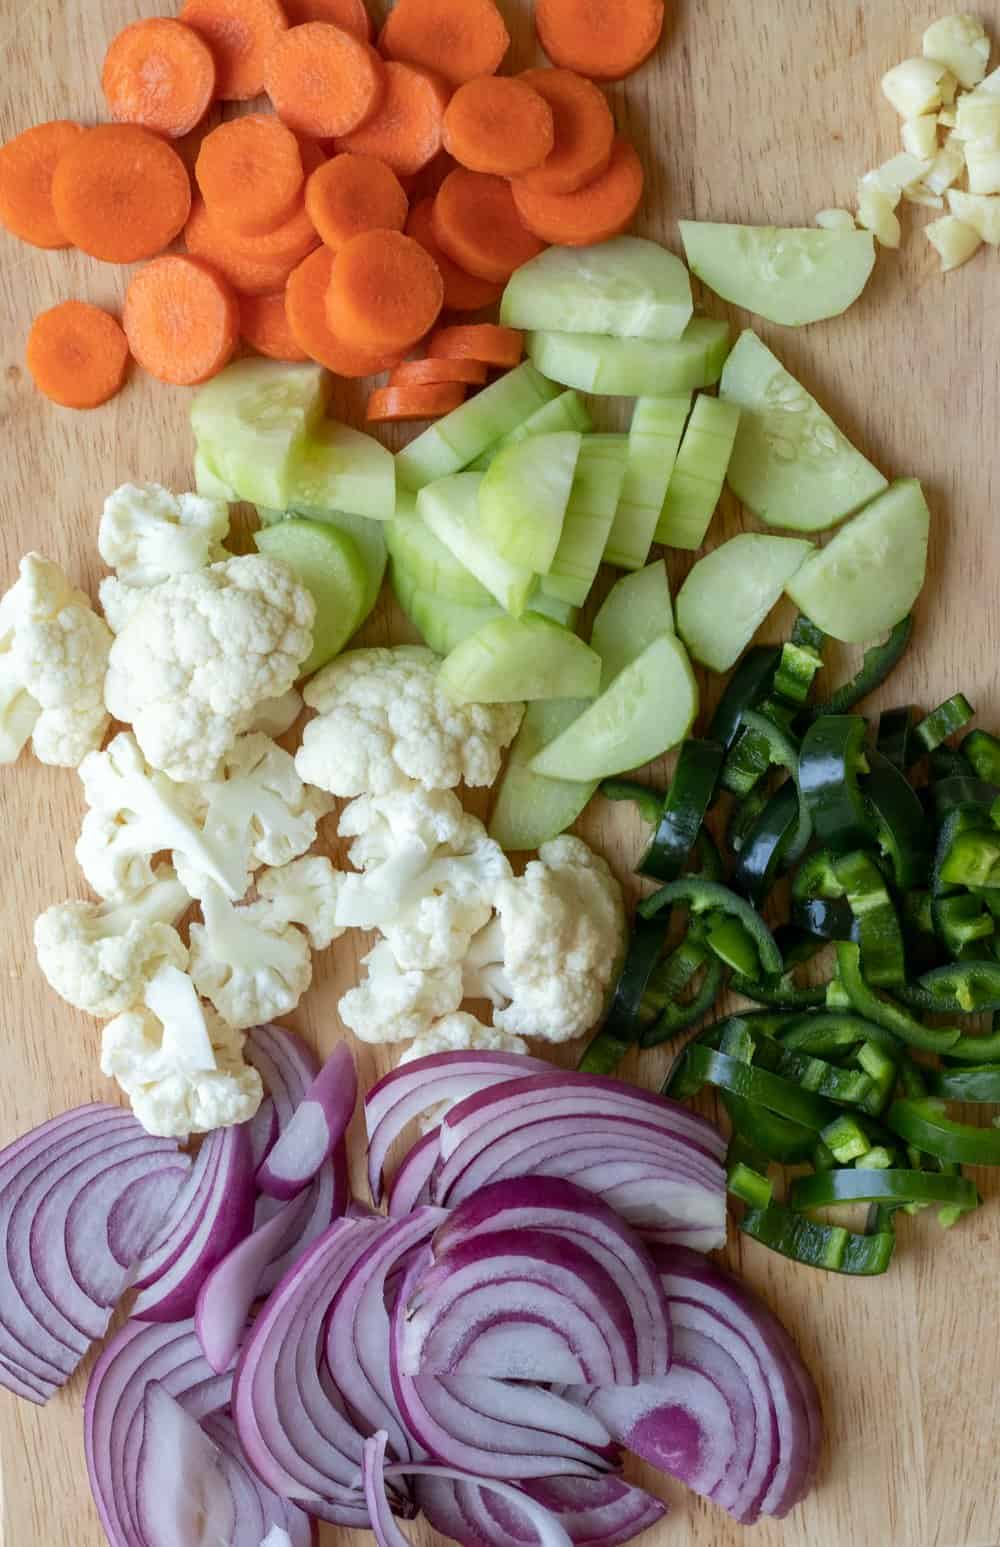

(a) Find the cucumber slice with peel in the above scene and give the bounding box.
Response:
[655,395,742,550]
[265,507,386,616]
[417,474,534,616]
[542,435,629,606]
[720,330,888,533]
[500,237,693,340]
[479,432,582,571]
[676,533,813,672]
[191,360,329,511]
[527,318,731,397]
[679,222,876,326]
[439,615,601,705]
[287,419,395,522]
[784,479,930,644]
[396,364,559,491]
[467,391,593,473]
[386,508,492,605]
[591,562,674,687]
[392,571,575,656]
[488,700,598,851]
[255,518,368,676]
[605,396,691,570]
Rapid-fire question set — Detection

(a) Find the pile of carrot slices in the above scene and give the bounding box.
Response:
[0,0,664,416]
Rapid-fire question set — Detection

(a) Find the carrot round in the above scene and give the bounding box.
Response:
[203,139,324,270]
[240,292,310,361]
[196,114,304,237]
[286,246,404,376]
[51,124,192,263]
[102,19,216,140]
[283,0,371,36]
[516,68,615,196]
[378,0,509,88]
[405,197,503,313]
[336,62,449,178]
[0,120,84,250]
[428,324,523,368]
[390,357,487,387]
[443,78,554,177]
[265,23,385,139]
[180,0,288,100]
[512,135,644,246]
[325,228,443,352]
[432,169,545,283]
[185,197,310,296]
[305,153,407,250]
[124,254,238,386]
[535,0,665,81]
[26,302,129,410]
[367,382,466,422]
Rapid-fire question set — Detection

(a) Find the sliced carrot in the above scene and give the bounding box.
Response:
[516,68,615,196]
[400,151,455,204]
[124,255,238,386]
[0,121,84,250]
[26,302,129,410]
[283,0,371,36]
[432,169,546,283]
[185,197,309,296]
[325,228,443,353]
[207,138,324,267]
[535,0,665,81]
[428,324,523,368]
[405,196,503,313]
[196,114,304,237]
[390,357,487,387]
[180,0,288,101]
[240,291,310,361]
[51,124,191,263]
[265,23,385,139]
[285,247,404,376]
[367,382,466,422]
[102,19,216,140]
[336,61,449,179]
[443,78,554,177]
[305,153,407,250]
[378,0,509,88]
[512,136,644,246]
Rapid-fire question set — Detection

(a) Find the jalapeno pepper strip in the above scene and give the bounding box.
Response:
[926,1064,1000,1101]
[601,778,663,825]
[779,1012,898,1057]
[931,893,995,956]
[681,1045,840,1130]
[895,959,1000,1015]
[791,896,859,942]
[709,644,781,749]
[771,617,824,707]
[638,739,724,882]
[744,1031,875,1107]
[832,849,907,988]
[799,715,872,852]
[834,941,960,1053]
[862,747,931,890]
[639,878,783,976]
[733,781,801,906]
[580,915,665,1074]
[801,616,913,724]
[937,824,1000,889]
[640,957,725,1047]
[877,706,917,769]
[720,1090,817,1164]
[931,776,999,822]
[962,729,1000,785]
[740,1200,896,1275]
[915,694,975,754]
[790,1168,979,1211]
[727,1159,774,1209]
[887,1097,1000,1166]
[731,969,829,1010]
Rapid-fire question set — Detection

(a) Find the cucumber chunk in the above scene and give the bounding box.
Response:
[604,397,691,571]
[488,699,597,851]
[543,435,629,606]
[392,569,501,655]
[527,318,731,397]
[468,391,593,473]
[191,360,329,511]
[386,507,492,605]
[287,419,395,522]
[720,331,888,532]
[255,518,368,675]
[479,432,582,572]
[396,364,559,491]
[530,633,699,781]
[655,395,742,550]
[439,615,601,705]
[194,450,237,502]
[500,237,694,341]
[417,473,535,616]
[676,533,813,672]
[679,222,876,326]
[784,479,930,644]
[265,506,387,616]
[591,561,674,686]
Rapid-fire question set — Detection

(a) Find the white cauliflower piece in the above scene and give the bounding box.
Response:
[99,483,230,587]
[199,733,333,872]
[187,877,313,1031]
[295,646,522,798]
[399,1013,528,1128]
[104,554,314,783]
[99,577,150,636]
[257,856,346,951]
[249,688,303,739]
[338,939,463,1044]
[0,553,111,768]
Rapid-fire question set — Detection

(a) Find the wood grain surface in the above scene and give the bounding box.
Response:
[2,2,999,1545]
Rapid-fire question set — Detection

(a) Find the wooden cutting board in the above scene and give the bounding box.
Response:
[2,2,999,1544]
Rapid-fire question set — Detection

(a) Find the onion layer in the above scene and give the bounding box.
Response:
[257,1043,357,1201]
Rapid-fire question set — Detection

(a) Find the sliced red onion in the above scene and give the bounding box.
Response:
[259,1529,293,1547]
[205,1414,315,1547]
[246,1024,321,1130]
[257,1043,357,1201]
[419,1472,667,1547]
[387,1129,440,1217]
[250,1098,279,1168]
[132,1138,216,1291]
[136,1381,237,1546]
[196,1200,313,1374]
[255,1141,349,1297]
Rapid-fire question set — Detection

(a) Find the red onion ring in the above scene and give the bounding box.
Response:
[417,1471,667,1547]
[257,1044,357,1201]
[387,1130,440,1218]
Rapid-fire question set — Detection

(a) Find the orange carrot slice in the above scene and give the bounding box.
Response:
[26,301,129,410]
[428,324,523,368]
[196,114,304,236]
[443,77,554,177]
[240,291,310,361]
[405,196,503,313]
[102,18,216,139]
[535,0,665,81]
[265,23,385,139]
[512,135,644,246]
[378,0,509,88]
[305,153,408,250]
[285,247,404,376]
[400,151,455,204]
[0,120,84,249]
[185,197,310,296]
[180,0,288,101]
[516,68,615,196]
[336,61,449,178]
[367,382,466,421]
[51,124,191,263]
[124,254,238,385]
[325,228,443,352]
[390,357,488,387]
[283,0,371,36]
[432,169,545,283]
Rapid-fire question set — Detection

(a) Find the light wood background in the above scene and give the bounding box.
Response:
[2,2,1000,1545]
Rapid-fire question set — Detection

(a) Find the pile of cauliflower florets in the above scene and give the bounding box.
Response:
[3,484,626,1142]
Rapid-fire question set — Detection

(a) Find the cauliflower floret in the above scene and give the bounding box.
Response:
[99,483,230,587]
[295,646,522,797]
[104,554,315,783]
[200,733,333,872]
[338,939,463,1044]
[249,688,303,739]
[187,876,313,1031]
[0,553,112,768]
[99,577,150,636]
[256,856,346,951]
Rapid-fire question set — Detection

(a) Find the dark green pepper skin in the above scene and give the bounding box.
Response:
[638,739,724,883]
[790,1167,979,1212]
[708,645,780,749]
[799,716,871,852]
[741,1200,896,1275]
[800,616,913,724]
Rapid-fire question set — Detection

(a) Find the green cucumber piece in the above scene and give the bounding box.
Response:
[264,506,386,616]
[542,434,629,606]
[479,432,582,571]
[395,364,559,491]
[530,633,698,781]
[489,699,597,851]
[439,615,601,705]
[286,419,395,522]
[527,318,731,397]
[467,392,593,473]
[386,508,492,605]
[604,397,691,571]
[590,561,674,687]
[785,479,930,644]
[392,569,500,655]
[501,236,693,340]
[655,395,742,550]
[255,518,367,676]
[676,534,813,672]
[679,222,876,326]
[191,360,329,511]
[720,331,888,532]
[194,450,237,502]
[417,474,535,617]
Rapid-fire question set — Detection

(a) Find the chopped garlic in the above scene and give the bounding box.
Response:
[882,57,957,117]
[904,183,945,208]
[815,208,856,231]
[922,15,991,91]
[954,92,1000,147]
[868,152,933,199]
[857,183,902,247]
[902,114,940,159]
[979,66,1000,96]
[947,187,1000,242]
[965,142,1000,193]
[938,107,958,127]
[923,139,967,194]
[925,214,983,269]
